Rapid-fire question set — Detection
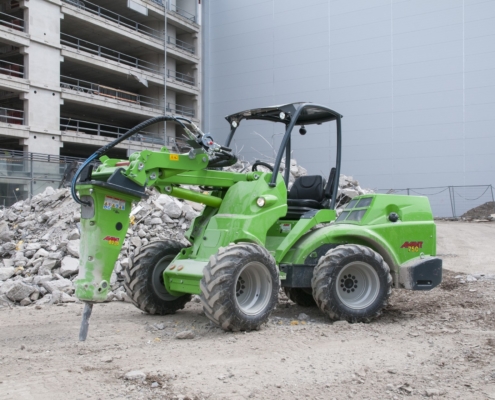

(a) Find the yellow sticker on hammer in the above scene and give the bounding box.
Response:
[170,154,179,161]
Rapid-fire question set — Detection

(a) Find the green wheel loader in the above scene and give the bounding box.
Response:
[71,102,442,340]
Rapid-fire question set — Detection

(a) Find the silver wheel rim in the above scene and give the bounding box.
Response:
[336,261,380,309]
[152,255,179,301]
[235,261,272,316]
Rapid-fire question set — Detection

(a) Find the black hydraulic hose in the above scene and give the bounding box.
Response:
[71,115,189,206]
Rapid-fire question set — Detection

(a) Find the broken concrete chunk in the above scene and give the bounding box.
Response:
[0,267,15,281]
[66,240,80,258]
[6,281,36,302]
[67,228,80,240]
[60,256,79,277]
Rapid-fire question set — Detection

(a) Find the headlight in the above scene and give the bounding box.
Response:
[256,197,265,207]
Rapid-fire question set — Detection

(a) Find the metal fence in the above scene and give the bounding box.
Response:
[60,75,160,109]
[62,0,163,40]
[166,102,195,118]
[0,106,24,124]
[378,185,495,219]
[0,60,24,78]
[61,33,160,74]
[0,11,24,31]
[167,36,195,54]
[60,117,166,145]
[0,150,87,207]
[167,69,195,86]
[167,2,196,23]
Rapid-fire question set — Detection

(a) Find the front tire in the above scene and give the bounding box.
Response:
[124,240,191,315]
[312,244,392,323]
[200,243,279,331]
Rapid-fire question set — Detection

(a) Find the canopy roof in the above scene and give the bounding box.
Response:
[225,102,342,126]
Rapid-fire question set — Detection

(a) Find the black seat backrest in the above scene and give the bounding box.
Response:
[324,167,336,199]
[289,175,325,202]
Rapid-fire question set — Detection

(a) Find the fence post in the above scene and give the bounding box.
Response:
[449,186,457,218]
[491,185,495,215]
[30,154,33,200]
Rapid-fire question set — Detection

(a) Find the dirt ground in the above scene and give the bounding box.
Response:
[1,221,494,400]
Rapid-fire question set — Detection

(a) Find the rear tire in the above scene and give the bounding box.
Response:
[312,244,392,323]
[200,243,279,331]
[283,287,316,307]
[124,240,191,315]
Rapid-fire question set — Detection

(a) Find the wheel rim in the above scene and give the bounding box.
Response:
[336,261,380,310]
[235,261,272,316]
[152,255,180,301]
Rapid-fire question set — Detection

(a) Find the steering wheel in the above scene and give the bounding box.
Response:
[252,160,274,172]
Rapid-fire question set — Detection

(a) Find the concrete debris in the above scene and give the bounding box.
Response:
[0,267,15,281]
[124,370,146,381]
[176,330,195,340]
[461,201,495,221]
[0,161,370,307]
[60,256,79,277]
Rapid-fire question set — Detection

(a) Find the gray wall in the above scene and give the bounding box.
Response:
[202,0,495,193]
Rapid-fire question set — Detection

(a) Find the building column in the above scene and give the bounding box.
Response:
[21,0,63,156]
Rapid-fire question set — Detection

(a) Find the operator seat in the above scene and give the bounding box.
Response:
[285,175,325,219]
[283,168,337,220]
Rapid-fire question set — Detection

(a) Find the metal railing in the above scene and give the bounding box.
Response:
[167,35,195,54]
[166,102,195,118]
[378,185,495,219]
[0,11,24,31]
[60,75,160,109]
[167,2,196,23]
[61,33,160,74]
[62,0,163,40]
[60,117,166,145]
[0,106,23,124]
[0,60,24,78]
[167,69,195,86]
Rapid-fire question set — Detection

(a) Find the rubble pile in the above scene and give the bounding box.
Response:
[460,201,495,221]
[0,159,370,307]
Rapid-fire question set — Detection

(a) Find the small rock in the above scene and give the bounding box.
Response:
[101,356,113,363]
[297,313,310,321]
[425,389,440,397]
[176,330,195,340]
[130,237,142,248]
[68,228,80,240]
[66,240,80,258]
[0,267,15,281]
[20,297,32,306]
[60,256,79,277]
[154,323,166,330]
[6,281,36,302]
[333,320,349,326]
[151,382,159,388]
[124,370,146,381]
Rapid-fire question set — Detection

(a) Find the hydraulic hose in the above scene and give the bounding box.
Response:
[71,115,189,206]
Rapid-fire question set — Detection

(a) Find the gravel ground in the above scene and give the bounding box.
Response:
[0,221,494,400]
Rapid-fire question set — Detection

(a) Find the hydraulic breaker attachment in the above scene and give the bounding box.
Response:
[74,183,140,340]
[74,183,139,302]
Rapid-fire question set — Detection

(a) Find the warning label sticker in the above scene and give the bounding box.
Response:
[280,223,292,233]
[103,196,126,211]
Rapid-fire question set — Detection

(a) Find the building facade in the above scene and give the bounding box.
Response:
[202,0,495,196]
[0,0,201,204]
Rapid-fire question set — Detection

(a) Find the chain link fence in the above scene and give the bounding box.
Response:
[378,185,495,219]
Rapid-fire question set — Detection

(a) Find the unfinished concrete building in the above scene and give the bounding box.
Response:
[0,0,200,205]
